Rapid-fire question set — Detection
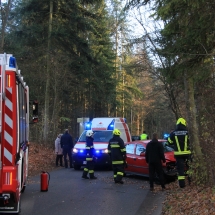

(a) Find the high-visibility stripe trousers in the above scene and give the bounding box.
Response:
[82,161,95,178]
[112,164,124,182]
[175,155,189,188]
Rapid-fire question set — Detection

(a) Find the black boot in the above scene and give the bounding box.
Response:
[115,180,124,184]
[90,176,97,179]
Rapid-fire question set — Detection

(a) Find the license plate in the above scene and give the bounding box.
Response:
[83,161,87,165]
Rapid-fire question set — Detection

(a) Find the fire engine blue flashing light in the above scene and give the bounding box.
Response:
[80,150,84,153]
[96,150,100,153]
[9,57,16,68]
[85,122,92,130]
[107,119,115,130]
[123,118,127,123]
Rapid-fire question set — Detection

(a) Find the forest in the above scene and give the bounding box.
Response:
[1,0,215,186]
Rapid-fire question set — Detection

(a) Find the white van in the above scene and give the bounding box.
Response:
[72,117,131,170]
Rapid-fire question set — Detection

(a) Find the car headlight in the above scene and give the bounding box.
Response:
[102,149,108,153]
[73,148,78,153]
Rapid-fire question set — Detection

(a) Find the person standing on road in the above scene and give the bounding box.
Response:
[108,129,126,184]
[82,130,97,179]
[61,129,73,168]
[169,118,191,188]
[140,131,149,140]
[145,132,166,191]
[55,134,64,167]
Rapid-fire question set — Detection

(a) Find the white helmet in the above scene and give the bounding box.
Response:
[86,130,94,137]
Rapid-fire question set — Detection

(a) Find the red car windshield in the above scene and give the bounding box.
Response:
[162,142,174,152]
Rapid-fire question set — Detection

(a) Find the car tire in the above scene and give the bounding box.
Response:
[74,164,81,170]
[163,168,177,182]
[107,165,112,170]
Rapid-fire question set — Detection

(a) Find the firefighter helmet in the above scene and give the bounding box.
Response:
[86,130,94,137]
[113,129,121,136]
[176,118,186,126]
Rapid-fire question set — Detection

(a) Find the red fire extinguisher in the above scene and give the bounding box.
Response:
[41,171,50,192]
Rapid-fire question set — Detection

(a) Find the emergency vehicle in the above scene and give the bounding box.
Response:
[0,54,34,214]
[72,117,131,170]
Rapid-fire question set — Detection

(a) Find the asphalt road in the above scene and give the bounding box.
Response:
[19,168,166,215]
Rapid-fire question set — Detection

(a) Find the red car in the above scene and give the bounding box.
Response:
[125,139,177,179]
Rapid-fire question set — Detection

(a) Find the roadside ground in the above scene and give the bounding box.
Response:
[28,142,215,215]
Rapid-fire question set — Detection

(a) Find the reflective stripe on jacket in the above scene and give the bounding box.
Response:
[108,135,126,165]
[169,128,191,156]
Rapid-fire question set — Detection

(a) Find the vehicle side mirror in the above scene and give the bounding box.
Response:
[32,100,38,123]
[140,152,145,156]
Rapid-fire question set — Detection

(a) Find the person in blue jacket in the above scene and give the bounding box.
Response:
[61,129,73,168]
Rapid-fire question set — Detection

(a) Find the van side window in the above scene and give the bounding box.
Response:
[126,144,135,154]
[136,144,146,155]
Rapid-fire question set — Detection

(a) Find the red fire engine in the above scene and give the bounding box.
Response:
[0,53,34,214]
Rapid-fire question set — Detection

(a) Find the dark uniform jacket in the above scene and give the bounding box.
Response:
[108,135,126,165]
[61,133,73,149]
[145,138,165,163]
[169,124,191,156]
[85,136,95,161]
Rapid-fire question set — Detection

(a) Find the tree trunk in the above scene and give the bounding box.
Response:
[0,0,12,52]
[51,66,59,140]
[184,72,207,184]
[43,0,53,142]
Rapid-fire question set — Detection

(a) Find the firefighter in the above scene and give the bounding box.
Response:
[82,130,97,179]
[140,131,149,140]
[108,129,126,184]
[169,118,191,188]
[61,129,73,168]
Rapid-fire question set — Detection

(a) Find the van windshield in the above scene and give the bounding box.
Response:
[79,131,113,142]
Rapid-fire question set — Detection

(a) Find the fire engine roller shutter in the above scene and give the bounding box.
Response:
[3,71,17,166]
[3,87,14,165]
